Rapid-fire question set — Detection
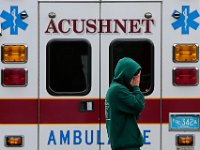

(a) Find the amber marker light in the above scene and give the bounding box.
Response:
[5,136,24,147]
[173,44,199,62]
[176,135,194,146]
[1,44,27,63]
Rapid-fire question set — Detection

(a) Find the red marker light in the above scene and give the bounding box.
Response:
[2,68,28,86]
[173,68,198,86]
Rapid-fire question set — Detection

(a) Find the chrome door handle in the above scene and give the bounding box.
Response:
[80,101,94,112]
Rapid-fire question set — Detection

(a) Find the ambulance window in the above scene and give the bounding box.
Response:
[46,39,91,96]
[109,39,154,96]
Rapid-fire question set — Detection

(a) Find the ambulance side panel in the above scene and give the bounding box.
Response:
[162,1,200,149]
[0,1,38,150]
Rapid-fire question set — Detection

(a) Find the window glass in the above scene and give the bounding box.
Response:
[109,39,154,95]
[46,39,91,96]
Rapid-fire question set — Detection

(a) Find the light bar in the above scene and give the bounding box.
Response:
[173,68,199,86]
[2,68,28,86]
[1,44,27,63]
[173,44,199,62]
[176,134,194,146]
[5,136,24,147]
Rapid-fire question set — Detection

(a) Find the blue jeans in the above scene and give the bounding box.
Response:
[113,147,140,150]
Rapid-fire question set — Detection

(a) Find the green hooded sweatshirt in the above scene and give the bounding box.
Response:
[105,57,145,150]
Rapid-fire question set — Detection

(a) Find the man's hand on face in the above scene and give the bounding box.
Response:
[130,71,141,87]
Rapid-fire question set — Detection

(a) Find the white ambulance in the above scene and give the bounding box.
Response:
[0,0,200,150]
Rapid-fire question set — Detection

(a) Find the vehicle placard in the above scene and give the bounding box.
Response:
[169,113,200,131]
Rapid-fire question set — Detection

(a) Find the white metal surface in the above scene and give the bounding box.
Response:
[0,0,200,150]
[0,1,38,150]
[162,0,200,98]
[0,125,38,150]
[39,2,100,98]
[100,2,161,150]
[0,1,38,98]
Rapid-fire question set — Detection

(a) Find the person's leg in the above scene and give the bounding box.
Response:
[113,147,140,150]
[123,147,140,150]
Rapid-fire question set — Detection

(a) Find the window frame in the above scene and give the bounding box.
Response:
[46,38,92,96]
[109,38,154,96]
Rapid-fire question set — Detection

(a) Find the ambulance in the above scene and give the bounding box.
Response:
[0,0,200,150]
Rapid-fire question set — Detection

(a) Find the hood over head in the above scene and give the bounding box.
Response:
[113,57,141,87]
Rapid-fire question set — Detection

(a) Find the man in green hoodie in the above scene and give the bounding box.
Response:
[105,57,145,150]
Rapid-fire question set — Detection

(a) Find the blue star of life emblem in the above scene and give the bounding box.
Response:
[0,6,28,35]
[172,6,199,34]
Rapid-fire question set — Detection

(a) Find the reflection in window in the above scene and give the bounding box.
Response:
[109,39,154,95]
[46,39,91,96]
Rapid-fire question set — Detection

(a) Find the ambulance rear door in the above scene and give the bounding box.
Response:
[100,1,162,150]
[39,2,100,150]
